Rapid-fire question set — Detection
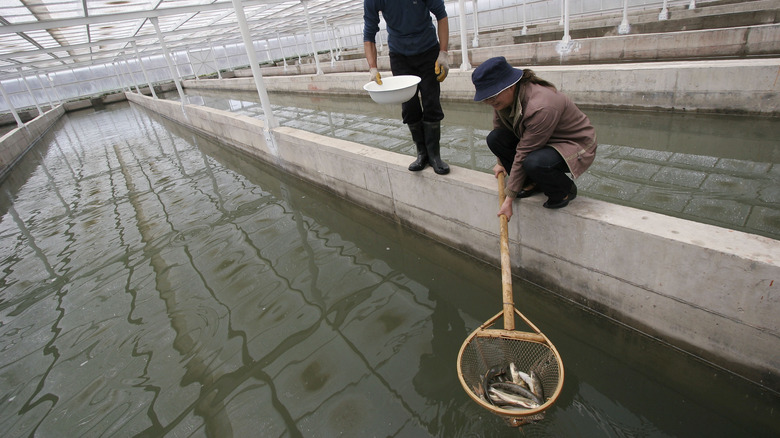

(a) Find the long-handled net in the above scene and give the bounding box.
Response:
[457,173,564,427]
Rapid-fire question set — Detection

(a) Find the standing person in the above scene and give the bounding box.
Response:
[363,0,451,175]
[471,57,597,219]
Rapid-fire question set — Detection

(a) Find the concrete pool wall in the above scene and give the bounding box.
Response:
[0,105,64,181]
[125,90,779,393]
[189,58,780,115]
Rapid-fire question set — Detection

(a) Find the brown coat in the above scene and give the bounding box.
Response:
[494,82,597,198]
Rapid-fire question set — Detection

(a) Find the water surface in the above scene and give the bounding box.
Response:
[0,102,777,437]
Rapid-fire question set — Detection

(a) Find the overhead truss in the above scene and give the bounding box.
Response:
[0,0,365,79]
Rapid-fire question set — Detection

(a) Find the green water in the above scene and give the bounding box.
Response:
[0,102,776,437]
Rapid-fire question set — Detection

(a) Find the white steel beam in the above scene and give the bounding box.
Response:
[0,0,289,35]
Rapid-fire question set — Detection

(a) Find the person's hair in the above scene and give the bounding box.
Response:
[519,69,557,90]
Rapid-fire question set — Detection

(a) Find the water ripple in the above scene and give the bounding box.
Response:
[0,101,775,438]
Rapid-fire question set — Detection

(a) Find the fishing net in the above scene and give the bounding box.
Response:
[457,309,564,427]
[458,172,564,427]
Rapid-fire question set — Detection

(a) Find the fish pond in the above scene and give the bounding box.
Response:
[0,102,777,437]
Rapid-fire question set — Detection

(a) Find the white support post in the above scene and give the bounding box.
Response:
[231,0,278,129]
[472,0,480,48]
[37,73,54,108]
[556,0,579,54]
[17,68,42,115]
[128,59,142,93]
[562,0,571,44]
[111,62,127,92]
[458,0,471,70]
[46,74,62,104]
[208,41,222,79]
[323,18,335,67]
[659,0,669,20]
[333,25,342,60]
[618,0,631,34]
[522,0,528,35]
[0,81,24,128]
[132,41,157,98]
[222,45,233,71]
[151,17,186,102]
[120,54,141,93]
[276,32,288,71]
[301,0,323,75]
[186,50,198,80]
[115,57,130,92]
[559,0,564,25]
[115,58,130,91]
[292,34,303,64]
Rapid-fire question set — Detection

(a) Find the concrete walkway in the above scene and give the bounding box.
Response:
[221,57,780,115]
[176,85,780,241]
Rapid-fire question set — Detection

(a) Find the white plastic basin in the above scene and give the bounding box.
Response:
[363,75,421,104]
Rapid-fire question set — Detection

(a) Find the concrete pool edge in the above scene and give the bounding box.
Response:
[0,105,65,182]
[125,92,779,393]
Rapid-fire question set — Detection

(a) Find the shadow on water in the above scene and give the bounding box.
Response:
[0,102,777,437]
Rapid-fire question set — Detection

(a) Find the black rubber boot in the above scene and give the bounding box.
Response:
[422,121,450,175]
[407,121,428,171]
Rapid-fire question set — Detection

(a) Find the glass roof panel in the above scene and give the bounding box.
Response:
[0,0,368,79]
[88,0,154,16]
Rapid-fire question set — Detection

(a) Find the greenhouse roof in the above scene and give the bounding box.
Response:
[0,0,365,80]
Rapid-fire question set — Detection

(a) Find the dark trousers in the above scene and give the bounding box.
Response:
[389,45,443,124]
[487,127,572,201]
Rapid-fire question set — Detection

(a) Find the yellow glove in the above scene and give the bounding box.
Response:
[369,67,382,85]
[434,51,449,82]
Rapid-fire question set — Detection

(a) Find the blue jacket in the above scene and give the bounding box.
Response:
[363,0,447,56]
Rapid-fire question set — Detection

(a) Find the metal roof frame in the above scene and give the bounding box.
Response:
[0,0,366,80]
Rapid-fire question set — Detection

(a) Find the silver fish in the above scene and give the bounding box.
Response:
[508,363,530,389]
[515,370,534,389]
[488,387,540,410]
[490,381,542,405]
[529,370,544,401]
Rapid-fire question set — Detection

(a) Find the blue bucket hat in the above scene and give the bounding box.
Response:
[471,57,524,102]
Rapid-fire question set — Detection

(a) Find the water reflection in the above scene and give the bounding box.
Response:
[172,88,780,240]
[0,102,777,437]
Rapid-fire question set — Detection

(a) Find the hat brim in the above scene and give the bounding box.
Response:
[473,69,524,102]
